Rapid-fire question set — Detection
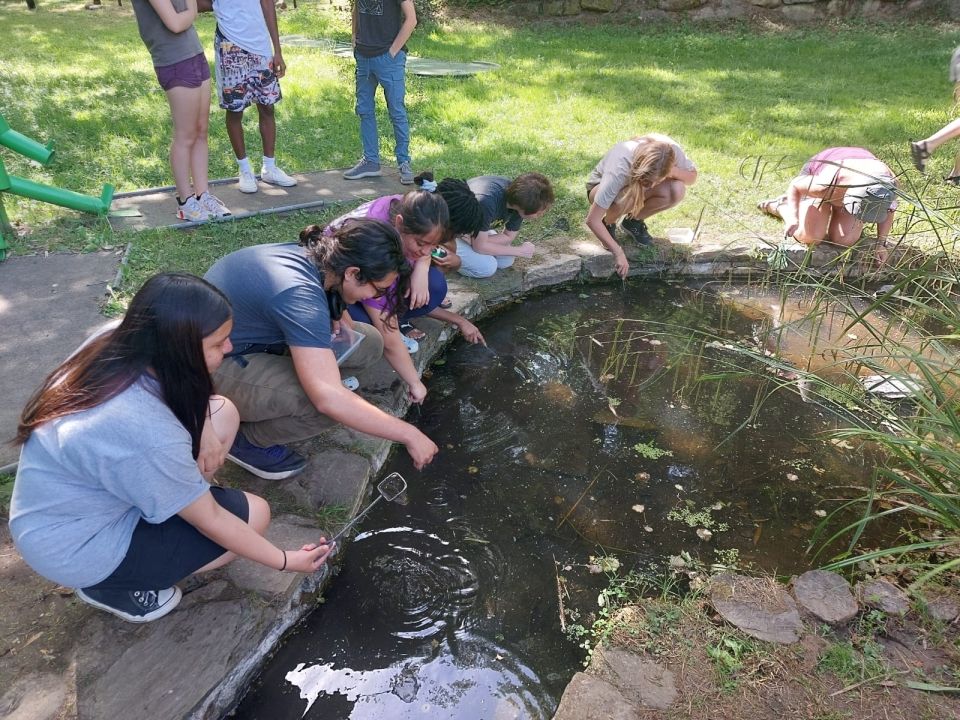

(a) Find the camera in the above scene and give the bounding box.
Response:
[431,247,448,259]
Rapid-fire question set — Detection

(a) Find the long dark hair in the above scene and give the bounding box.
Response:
[16,273,232,458]
[299,218,412,320]
[387,171,450,241]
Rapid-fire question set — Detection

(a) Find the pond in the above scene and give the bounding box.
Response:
[233,280,891,719]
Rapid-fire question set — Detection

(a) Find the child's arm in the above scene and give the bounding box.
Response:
[259,0,286,78]
[390,0,417,57]
[471,230,534,258]
[147,0,198,33]
[409,254,431,309]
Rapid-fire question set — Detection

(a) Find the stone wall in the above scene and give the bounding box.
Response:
[523,0,946,22]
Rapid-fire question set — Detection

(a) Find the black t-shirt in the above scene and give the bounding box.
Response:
[468,175,523,233]
[355,0,407,58]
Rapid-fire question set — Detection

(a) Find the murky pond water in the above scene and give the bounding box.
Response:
[234,281,896,720]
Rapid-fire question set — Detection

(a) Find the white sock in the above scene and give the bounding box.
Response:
[237,156,252,174]
[263,156,276,172]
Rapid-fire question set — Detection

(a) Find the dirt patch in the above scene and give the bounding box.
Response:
[601,595,960,720]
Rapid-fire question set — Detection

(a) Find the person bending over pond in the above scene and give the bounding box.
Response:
[586,133,698,278]
[452,173,555,279]
[324,173,484,351]
[205,219,439,480]
[757,147,897,263]
[9,273,332,624]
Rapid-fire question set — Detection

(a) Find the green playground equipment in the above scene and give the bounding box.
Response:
[0,113,114,261]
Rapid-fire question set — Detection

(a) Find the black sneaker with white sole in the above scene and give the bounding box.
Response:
[621,216,654,245]
[75,586,182,623]
[227,429,307,480]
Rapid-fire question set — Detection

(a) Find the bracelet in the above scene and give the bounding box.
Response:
[279,550,287,572]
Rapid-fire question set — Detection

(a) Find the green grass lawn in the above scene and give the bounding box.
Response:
[2,2,959,288]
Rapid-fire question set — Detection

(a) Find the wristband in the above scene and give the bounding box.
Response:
[280,550,287,571]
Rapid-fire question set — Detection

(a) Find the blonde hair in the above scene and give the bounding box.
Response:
[620,140,675,217]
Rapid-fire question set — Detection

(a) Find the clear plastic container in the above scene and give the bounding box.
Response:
[331,326,364,366]
[666,227,694,244]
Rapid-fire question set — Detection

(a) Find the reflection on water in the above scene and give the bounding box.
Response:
[234,282,901,720]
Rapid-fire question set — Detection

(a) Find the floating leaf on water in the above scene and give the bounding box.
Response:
[648,339,662,346]
[467,466,479,474]
[586,564,602,574]
[563,565,572,571]
[847,333,858,340]
[786,473,799,482]
[674,484,684,492]
[635,472,651,482]
[599,373,615,382]
[696,528,713,541]
[553,495,564,505]
[644,525,654,532]
[632,504,646,513]
[433,359,446,366]
[711,502,724,511]
[814,509,827,517]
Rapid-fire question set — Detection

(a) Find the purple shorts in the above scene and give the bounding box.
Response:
[155,52,211,91]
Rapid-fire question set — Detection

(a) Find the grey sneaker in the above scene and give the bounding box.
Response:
[399,161,414,185]
[343,158,382,180]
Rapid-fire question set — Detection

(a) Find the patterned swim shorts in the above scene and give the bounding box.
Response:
[214,28,281,112]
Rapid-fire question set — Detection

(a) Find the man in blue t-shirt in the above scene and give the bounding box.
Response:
[205,231,438,480]
[342,0,418,185]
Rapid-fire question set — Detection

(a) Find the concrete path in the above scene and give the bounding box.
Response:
[0,250,123,467]
[108,166,408,232]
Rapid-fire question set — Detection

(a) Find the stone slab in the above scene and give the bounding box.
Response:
[77,598,266,719]
[284,449,371,508]
[552,672,639,720]
[522,253,582,292]
[0,672,71,720]
[710,573,803,644]
[0,250,121,467]
[225,515,327,597]
[595,645,677,710]
[793,569,859,625]
[108,168,408,233]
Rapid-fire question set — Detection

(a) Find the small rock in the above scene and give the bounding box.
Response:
[793,570,858,624]
[858,578,910,615]
[709,573,803,644]
[925,594,960,622]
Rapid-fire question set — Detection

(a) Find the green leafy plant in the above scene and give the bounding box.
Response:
[633,440,673,460]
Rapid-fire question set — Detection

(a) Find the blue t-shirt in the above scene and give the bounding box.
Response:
[204,243,333,352]
[9,378,209,588]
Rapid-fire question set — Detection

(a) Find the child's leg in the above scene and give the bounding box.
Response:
[377,51,410,166]
[355,54,381,163]
[495,255,516,270]
[455,238,499,279]
[226,109,247,162]
[166,83,209,200]
[256,103,277,159]
[402,266,447,320]
[792,199,832,246]
[199,395,239,482]
[633,179,686,220]
[825,207,865,247]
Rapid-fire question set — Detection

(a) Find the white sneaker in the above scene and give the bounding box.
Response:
[261,165,298,187]
[237,169,259,193]
[176,195,211,222]
[197,191,232,218]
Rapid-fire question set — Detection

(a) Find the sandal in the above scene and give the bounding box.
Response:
[399,321,427,341]
[439,296,453,309]
[910,140,930,173]
[944,175,960,187]
[757,195,786,219]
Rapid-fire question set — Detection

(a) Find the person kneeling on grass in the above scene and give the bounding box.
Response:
[448,173,555,279]
[757,146,898,264]
[204,219,439,481]
[586,133,698,278]
[9,273,332,624]
[324,172,485,354]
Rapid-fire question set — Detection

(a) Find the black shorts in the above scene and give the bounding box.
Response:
[85,486,249,591]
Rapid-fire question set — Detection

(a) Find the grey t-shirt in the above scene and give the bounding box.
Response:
[468,176,523,233]
[130,0,203,68]
[9,378,209,588]
[204,243,333,352]
[586,134,696,210]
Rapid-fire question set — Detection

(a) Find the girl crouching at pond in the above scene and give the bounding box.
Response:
[9,274,332,623]
[586,134,698,278]
[324,173,485,359]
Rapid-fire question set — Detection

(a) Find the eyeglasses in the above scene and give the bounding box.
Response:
[368,280,394,299]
